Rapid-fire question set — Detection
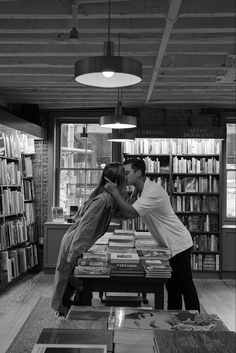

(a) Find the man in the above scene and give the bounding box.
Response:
[105,158,200,312]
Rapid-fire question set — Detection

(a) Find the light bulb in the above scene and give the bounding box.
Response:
[102,71,114,78]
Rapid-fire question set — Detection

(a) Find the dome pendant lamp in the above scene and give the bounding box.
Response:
[100,88,137,129]
[74,0,142,88]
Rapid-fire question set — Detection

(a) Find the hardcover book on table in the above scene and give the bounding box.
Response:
[153,329,236,353]
[66,306,111,323]
[32,329,113,353]
[108,307,228,331]
[110,252,139,264]
[32,345,107,352]
[110,262,145,276]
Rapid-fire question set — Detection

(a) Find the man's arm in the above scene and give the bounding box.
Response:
[104,177,139,219]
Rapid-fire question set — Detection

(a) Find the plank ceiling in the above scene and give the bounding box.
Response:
[0,0,235,111]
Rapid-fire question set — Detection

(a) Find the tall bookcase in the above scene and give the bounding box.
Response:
[123,138,222,278]
[0,126,39,288]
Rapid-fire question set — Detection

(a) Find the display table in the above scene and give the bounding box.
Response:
[73,273,168,309]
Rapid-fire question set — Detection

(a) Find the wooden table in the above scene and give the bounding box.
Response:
[73,274,168,309]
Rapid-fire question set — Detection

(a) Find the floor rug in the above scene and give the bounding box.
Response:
[6,295,206,353]
[6,297,107,353]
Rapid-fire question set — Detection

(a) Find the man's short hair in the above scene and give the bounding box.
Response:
[123,158,146,176]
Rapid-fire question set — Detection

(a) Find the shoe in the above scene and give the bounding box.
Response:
[56,312,65,318]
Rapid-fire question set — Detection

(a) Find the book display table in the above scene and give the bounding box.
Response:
[73,274,167,309]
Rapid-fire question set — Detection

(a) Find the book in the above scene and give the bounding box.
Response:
[69,205,79,218]
[108,307,228,331]
[137,248,171,260]
[51,207,64,222]
[32,344,107,352]
[66,306,111,322]
[74,265,110,278]
[110,252,139,264]
[110,262,145,276]
[153,330,236,353]
[114,342,155,353]
[34,329,113,353]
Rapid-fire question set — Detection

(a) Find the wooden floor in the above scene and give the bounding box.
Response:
[0,272,235,353]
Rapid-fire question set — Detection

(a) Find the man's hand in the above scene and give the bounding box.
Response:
[104,176,119,196]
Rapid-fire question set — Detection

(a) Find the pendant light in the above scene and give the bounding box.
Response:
[100,88,137,129]
[108,129,135,142]
[74,0,142,88]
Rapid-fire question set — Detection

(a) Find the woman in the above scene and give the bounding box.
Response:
[51,162,126,316]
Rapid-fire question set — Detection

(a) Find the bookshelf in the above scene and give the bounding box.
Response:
[123,138,222,277]
[0,126,39,288]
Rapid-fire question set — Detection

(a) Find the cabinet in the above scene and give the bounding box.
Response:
[0,126,39,288]
[43,222,70,273]
[123,138,222,277]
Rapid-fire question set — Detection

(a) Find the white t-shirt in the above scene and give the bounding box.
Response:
[132,178,193,258]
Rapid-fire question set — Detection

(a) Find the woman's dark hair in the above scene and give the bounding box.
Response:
[90,162,126,199]
[123,158,146,176]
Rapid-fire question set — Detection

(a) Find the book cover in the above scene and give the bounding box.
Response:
[74,265,110,277]
[114,342,155,353]
[110,253,139,264]
[51,207,64,222]
[154,330,236,353]
[110,262,145,276]
[35,329,113,352]
[66,306,111,322]
[108,308,228,331]
[137,248,171,260]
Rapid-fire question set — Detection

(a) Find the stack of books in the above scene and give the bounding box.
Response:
[74,255,110,278]
[141,259,172,278]
[137,247,172,278]
[108,235,134,249]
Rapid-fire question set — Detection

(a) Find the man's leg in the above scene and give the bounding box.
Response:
[168,248,200,312]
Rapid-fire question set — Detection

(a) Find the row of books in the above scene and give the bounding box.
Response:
[171,138,221,155]
[171,195,219,213]
[0,218,28,251]
[173,175,219,193]
[192,234,219,252]
[0,131,35,158]
[22,178,35,200]
[0,159,21,185]
[0,243,38,285]
[123,138,221,156]
[191,253,220,271]
[172,156,219,174]
[124,139,170,155]
[31,306,235,353]
[179,214,219,232]
[21,154,33,177]
[142,156,170,173]
[0,188,25,215]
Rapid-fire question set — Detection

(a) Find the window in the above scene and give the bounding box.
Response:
[58,123,112,214]
[226,123,236,218]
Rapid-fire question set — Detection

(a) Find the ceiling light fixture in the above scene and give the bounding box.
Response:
[100,88,137,129]
[74,0,142,88]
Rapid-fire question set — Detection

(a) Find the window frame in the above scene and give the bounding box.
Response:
[54,118,114,211]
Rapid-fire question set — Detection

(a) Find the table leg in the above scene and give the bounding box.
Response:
[80,283,93,306]
[154,283,164,309]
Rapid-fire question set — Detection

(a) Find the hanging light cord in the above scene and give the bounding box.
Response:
[118,33,121,103]
[107,0,111,42]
